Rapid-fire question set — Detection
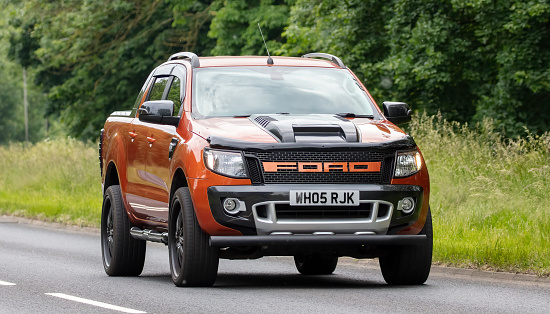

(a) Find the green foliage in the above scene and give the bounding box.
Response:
[0,138,101,227]
[0,2,46,144]
[8,18,39,68]
[12,0,182,140]
[7,0,550,138]
[410,113,550,275]
[282,0,389,63]
[282,0,550,137]
[167,0,216,55]
[208,0,291,56]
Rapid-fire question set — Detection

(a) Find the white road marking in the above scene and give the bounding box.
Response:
[0,280,16,286]
[45,293,146,313]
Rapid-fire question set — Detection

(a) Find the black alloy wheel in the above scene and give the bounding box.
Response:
[169,187,219,287]
[101,185,146,276]
[102,204,114,268]
[379,208,433,285]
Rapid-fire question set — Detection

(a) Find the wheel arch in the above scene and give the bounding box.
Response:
[104,161,120,195]
[169,168,189,213]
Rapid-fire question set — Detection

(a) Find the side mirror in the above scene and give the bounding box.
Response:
[138,100,180,126]
[383,101,412,125]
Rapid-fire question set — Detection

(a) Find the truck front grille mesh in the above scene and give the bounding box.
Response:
[245,150,395,184]
[275,203,372,220]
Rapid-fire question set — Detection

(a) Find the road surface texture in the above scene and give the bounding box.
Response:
[1,217,549,313]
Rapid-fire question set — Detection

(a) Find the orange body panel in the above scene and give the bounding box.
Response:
[169,126,246,235]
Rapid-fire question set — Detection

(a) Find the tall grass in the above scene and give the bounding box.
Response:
[0,116,548,275]
[409,113,550,276]
[0,138,101,227]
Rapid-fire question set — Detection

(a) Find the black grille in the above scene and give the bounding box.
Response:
[246,157,263,184]
[274,203,372,220]
[382,156,395,183]
[263,171,381,184]
[254,151,387,162]
[245,150,395,184]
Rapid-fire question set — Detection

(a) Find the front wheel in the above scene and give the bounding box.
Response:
[169,187,219,287]
[294,254,338,275]
[379,208,433,285]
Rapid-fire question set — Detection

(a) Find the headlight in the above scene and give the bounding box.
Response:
[203,148,248,178]
[394,150,422,178]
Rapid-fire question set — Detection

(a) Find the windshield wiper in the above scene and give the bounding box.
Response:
[336,112,374,118]
[233,114,251,118]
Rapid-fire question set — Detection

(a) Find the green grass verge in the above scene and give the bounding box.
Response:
[409,114,550,276]
[0,115,548,276]
[0,138,101,227]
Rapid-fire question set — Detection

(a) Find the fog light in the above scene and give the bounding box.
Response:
[399,197,415,214]
[223,198,244,215]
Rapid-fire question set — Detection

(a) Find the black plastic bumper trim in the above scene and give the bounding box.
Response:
[208,135,416,152]
[210,234,426,247]
[208,184,424,236]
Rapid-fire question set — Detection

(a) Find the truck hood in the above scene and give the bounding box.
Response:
[191,114,412,147]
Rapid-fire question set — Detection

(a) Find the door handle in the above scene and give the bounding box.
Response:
[147,136,156,144]
[129,131,137,139]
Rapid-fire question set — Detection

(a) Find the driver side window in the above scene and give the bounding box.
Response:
[148,77,170,101]
[166,77,182,117]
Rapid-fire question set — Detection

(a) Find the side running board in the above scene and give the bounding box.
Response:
[130,227,168,245]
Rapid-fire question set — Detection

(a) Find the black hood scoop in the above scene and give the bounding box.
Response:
[251,114,360,143]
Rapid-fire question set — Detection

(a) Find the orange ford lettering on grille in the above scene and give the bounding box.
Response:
[262,161,381,172]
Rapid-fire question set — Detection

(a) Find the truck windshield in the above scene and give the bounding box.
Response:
[192,66,376,117]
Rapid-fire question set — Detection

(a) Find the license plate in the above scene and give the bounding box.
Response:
[290,190,359,206]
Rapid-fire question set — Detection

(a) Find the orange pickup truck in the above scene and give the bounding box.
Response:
[99,52,432,287]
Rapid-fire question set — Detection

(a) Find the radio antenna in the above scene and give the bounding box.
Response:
[258,23,274,65]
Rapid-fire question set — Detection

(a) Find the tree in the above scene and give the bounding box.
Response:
[1,2,46,144]
[208,0,292,56]
[167,0,216,56]
[281,0,392,108]
[283,0,550,136]
[9,0,550,139]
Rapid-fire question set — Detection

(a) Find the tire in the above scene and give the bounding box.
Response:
[101,185,146,276]
[294,254,338,275]
[169,187,219,287]
[379,208,433,285]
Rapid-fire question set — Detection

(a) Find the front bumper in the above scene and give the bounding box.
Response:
[207,184,424,236]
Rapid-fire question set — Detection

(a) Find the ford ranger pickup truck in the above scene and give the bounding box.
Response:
[99,52,432,287]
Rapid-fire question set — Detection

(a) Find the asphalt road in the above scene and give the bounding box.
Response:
[1,219,549,314]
